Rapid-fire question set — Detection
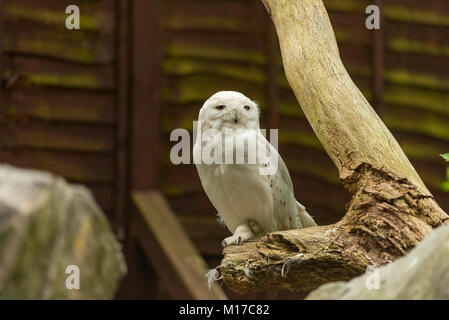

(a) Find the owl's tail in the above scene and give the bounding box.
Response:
[296,200,317,228]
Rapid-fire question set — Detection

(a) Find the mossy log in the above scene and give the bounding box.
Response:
[220,0,449,295]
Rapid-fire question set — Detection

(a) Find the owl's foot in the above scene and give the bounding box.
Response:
[221,224,255,247]
[248,219,264,235]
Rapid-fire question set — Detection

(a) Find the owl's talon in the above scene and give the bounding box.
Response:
[222,224,255,247]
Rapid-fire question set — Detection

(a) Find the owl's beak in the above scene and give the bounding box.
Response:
[234,111,238,124]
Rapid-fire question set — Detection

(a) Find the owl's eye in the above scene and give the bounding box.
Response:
[244,106,250,111]
[215,105,226,110]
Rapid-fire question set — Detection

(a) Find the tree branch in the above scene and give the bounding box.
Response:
[219,0,449,294]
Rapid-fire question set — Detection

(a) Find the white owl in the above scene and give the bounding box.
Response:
[194,91,317,247]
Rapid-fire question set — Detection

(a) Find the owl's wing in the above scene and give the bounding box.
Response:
[296,200,317,228]
[257,131,317,229]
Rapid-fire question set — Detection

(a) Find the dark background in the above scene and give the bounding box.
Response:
[0,0,448,299]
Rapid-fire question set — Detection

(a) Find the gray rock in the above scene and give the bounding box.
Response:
[0,165,127,299]
[307,223,449,300]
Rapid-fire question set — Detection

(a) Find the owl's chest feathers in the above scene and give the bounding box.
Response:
[201,129,259,162]
[198,159,278,233]
[198,129,269,189]
[201,162,263,192]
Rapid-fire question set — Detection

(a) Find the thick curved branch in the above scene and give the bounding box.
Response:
[220,0,448,294]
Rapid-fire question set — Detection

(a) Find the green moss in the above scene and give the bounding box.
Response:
[324,1,449,26]
[279,130,324,151]
[165,15,243,32]
[163,75,265,105]
[323,0,367,12]
[347,65,371,78]
[14,38,94,63]
[166,43,266,64]
[386,70,449,91]
[284,158,340,186]
[277,75,291,89]
[442,179,449,192]
[388,37,449,57]
[162,111,197,133]
[164,58,266,83]
[385,5,449,27]
[334,30,347,43]
[384,86,449,117]
[419,171,448,191]
[34,102,53,119]
[162,182,187,197]
[279,103,305,119]
[360,88,372,102]
[442,155,449,192]
[333,29,370,45]
[0,229,13,260]
[27,73,99,89]
[7,104,17,115]
[401,142,447,161]
[384,112,449,141]
[4,5,100,31]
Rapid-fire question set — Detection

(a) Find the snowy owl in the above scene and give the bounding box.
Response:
[193,91,317,247]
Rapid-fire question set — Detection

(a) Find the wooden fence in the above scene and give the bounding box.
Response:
[0,0,448,298]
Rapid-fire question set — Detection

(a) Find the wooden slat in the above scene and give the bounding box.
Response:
[328,11,371,45]
[115,0,130,239]
[0,0,3,113]
[164,57,266,83]
[0,149,114,183]
[383,84,449,117]
[2,0,116,66]
[372,0,385,116]
[385,56,449,90]
[384,0,449,27]
[130,0,161,190]
[3,88,115,124]
[393,131,449,162]
[88,183,115,212]
[163,0,264,34]
[2,55,115,91]
[385,20,449,59]
[266,12,279,130]
[166,192,217,217]
[163,74,265,105]
[324,0,370,13]
[0,121,114,152]
[132,190,227,300]
[127,0,162,298]
[180,216,229,256]
[290,173,350,220]
[2,22,115,64]
[3,0,115,15]
[384,104,449,142]
[165,32,266,64]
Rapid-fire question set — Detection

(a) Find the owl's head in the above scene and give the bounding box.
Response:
[198,91,260,131]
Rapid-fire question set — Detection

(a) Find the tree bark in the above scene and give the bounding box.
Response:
[306,224,449,299]
[220,0,449,295]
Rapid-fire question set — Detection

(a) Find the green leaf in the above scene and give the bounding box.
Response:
[441,153,449,162]
[442,164,449,192]
[442,180,449,192]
